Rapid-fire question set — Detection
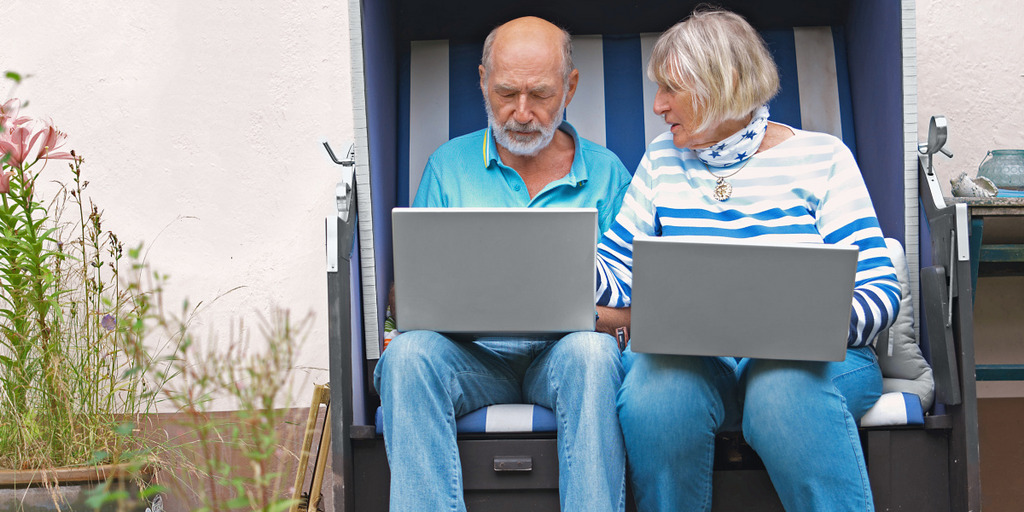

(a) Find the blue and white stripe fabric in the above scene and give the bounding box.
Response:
[595,127,901,348]
[860,392,925,427]
[376,404,557,434]
[401,27,855,206]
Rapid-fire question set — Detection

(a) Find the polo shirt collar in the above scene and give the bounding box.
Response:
[483,121,589,187]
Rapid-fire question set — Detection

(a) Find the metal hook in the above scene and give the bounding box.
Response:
[918,116,953,175]
[323,141,357,222]
[323,141,356,167]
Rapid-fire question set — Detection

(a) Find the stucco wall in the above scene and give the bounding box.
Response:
[917,0,1024,190]
[6,2,352,408]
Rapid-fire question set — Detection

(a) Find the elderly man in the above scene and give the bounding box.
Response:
[374,16,631,512]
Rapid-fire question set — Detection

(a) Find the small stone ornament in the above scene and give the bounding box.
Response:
[950,172,997,198]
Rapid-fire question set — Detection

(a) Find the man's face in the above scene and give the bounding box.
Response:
[480,42,575,156]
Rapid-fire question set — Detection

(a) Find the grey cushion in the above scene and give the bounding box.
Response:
[875,238,935,411]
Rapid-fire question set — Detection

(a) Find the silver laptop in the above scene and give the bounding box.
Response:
[392,207,597,335]
[630,237,858,361]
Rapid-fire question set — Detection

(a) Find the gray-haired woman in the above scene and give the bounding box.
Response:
[596,9,900,511]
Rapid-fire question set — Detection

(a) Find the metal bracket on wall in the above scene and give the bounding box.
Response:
[323,141,357,273]
[918,115,953,176]
[324,141,357,222]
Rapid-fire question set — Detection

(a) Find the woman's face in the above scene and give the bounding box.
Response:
[652,85,743,150]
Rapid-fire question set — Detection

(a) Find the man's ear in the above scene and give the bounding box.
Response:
[479,65,487,94]
[563,69,580,107]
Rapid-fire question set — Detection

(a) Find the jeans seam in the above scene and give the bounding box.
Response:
[449,428,460,512]
[837,393,873,512]
[830,348,878,384]
[831,367,875,512]
[449,371,517,415]
[547,366,569,473]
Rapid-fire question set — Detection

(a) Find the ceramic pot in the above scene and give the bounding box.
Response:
[0,464,155,512]
[978,150,1024,190]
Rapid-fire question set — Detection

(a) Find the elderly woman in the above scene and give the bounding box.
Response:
[595,9,901,512]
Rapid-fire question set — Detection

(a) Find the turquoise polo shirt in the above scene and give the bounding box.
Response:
[411,122,631,234]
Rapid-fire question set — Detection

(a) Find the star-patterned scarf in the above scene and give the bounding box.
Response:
[695,105,770,167]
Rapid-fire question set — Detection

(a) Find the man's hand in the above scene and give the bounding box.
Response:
[595,306,630,337]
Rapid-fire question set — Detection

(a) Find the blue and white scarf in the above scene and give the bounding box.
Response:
[695,105,770,167]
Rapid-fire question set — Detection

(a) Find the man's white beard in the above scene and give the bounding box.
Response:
[485,95,567,157]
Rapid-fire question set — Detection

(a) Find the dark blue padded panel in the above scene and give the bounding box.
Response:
[363,0,398,339]
[449,41,487,140]
[602,35,647,173]
[848,0,904,242]
[762,29,801,131]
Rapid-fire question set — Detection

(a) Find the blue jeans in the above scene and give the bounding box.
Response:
[618,346,881,512]
[374,330,626,512]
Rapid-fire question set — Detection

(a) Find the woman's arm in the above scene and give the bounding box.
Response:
[817,144,902,347]
[596,152,659,308]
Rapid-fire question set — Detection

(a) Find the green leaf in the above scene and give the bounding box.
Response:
[86,489,130,508]
[268,499,302,512]
[87,450,110,465]
[84,484,129,508]
[139,484,167,499]
[225,495,251,508]
[4,71,21,83]
[114,421,135,436]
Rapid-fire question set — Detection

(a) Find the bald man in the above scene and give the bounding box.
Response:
[374,17,630,511]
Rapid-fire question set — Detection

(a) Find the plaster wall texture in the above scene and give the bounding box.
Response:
[917,0,1024,191]
[4,1,352,409]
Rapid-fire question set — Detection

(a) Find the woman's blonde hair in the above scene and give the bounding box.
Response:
[648,8,779,133]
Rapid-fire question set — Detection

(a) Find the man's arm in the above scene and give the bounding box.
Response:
[595,306,630,337]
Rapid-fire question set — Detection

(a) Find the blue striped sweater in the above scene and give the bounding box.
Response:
[596,128,901,348]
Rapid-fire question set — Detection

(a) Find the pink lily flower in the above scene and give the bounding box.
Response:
[33,122,73,161]
[0,98,20,128]
[0,170,12,194]
[0,114,73,168]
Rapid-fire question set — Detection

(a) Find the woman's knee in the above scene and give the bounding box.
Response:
[741,355,880,446]
[618,354,727,430]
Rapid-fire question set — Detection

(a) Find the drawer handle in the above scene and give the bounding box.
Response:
[493,456,533,472]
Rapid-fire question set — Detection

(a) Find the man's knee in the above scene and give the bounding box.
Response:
[375,330,451,389]
[551,331,621,367]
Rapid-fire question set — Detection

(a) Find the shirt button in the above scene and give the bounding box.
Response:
[514,185,521,191]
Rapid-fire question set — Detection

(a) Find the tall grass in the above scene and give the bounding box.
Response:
[0,156,164,470]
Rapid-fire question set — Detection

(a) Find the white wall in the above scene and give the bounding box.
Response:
[5,1,352,408]
[917,0,1024,190]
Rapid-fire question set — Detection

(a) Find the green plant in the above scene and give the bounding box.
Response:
[0,97,165,472]
[149,308,311,512]
[2,83,312,512]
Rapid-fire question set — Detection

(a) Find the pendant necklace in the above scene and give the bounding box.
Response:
[701,158,752,201]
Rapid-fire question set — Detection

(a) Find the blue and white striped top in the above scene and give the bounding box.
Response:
[596,127,901,348]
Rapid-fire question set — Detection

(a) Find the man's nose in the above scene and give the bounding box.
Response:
[513,95,532,124]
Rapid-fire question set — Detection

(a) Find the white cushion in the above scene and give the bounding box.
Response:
[861,391,925,427]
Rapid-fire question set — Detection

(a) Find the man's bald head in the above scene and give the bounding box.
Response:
[481,16,575,86]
